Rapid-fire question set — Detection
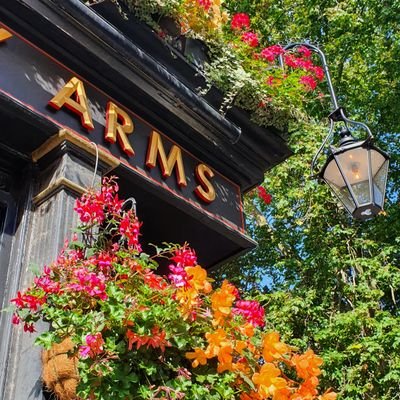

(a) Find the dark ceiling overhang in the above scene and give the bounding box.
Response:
[0,0,292,192]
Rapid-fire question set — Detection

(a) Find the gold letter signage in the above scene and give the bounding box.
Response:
[146,131,188,188]
[49,77,94,130]
[105,102,135,156]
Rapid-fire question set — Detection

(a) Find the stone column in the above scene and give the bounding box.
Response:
[2,129,119,400]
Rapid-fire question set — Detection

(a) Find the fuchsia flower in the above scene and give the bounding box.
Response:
[232,300,265,328]
[172,247,197,267]
[257,186,272,205]
[79,332,104,358]
[241,32,259,48]
[230,13,251,31]
[119,210,142,252]
[11,314,20,325]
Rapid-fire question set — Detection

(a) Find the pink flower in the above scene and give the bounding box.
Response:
[168,264,190,288]
[257,186,272,205]
[300,75,318,90]
[68,268,108,300]
[232,300,265,327]
[260,45,284,62]
[79,332,104,358]
[34,276,60,294]
[231,13,251,31]
[241,32,259,48]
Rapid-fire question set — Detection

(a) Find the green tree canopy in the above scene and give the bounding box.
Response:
[213,1,400,398]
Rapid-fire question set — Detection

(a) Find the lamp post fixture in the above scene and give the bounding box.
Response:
[281,43,389,220]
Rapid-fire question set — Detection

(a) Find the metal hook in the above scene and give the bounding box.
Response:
[90,141,99,189]
[122,197,137,215]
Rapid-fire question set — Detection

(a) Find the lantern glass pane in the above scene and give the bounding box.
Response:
[335,147,371,206]
[323,159,356,213]
[372,157,389,207]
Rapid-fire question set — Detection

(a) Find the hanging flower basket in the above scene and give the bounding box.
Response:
[11,177,336,400]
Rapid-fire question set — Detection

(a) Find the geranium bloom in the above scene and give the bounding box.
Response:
[297,45,312,58]
[241,32,259,48]
[79,332,104,358]
[257,186,272,204]
[260,45,284,62]
[232,300,265,327]
[300,75,318,90]
[313,66,325,81]
[230,13,251,31]
[126,326,171,352]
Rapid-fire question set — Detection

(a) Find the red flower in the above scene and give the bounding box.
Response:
[260,45,284,62]
[231,13,251,31]
[257,186,272,205]
[299,75,318,90]
[313,66,325,81]
[79,332,104,358]
[23,322,36,333]
[241,32,259,48]
[297,45,312,59]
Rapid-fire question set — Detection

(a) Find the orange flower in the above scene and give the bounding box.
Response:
[217,344,233,372]
[211,280,237,326]
[262,332,289,362]
[291,377,319,400]
[185,265,212,293]
[291,349,323,380]
[205,328,228,357]
[235,340,247,354]
[175,287,200,319]
[240,392,262,400]
[252,363,288,398]
[319,389,337,400]
[238,323,255,338]
[186,348,208,368]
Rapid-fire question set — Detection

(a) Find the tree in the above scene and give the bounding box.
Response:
[213,1,400,398]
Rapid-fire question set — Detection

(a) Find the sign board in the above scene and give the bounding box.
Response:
[0,23,244,232]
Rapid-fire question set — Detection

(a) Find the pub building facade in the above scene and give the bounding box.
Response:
[0,1,292,398]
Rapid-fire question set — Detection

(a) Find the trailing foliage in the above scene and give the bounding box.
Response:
[11,178,336,400]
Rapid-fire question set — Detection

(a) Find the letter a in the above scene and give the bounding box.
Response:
[49,77,94,130]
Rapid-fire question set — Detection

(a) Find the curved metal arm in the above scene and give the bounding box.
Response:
[280,43,374,174]
[280,43,339,111]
